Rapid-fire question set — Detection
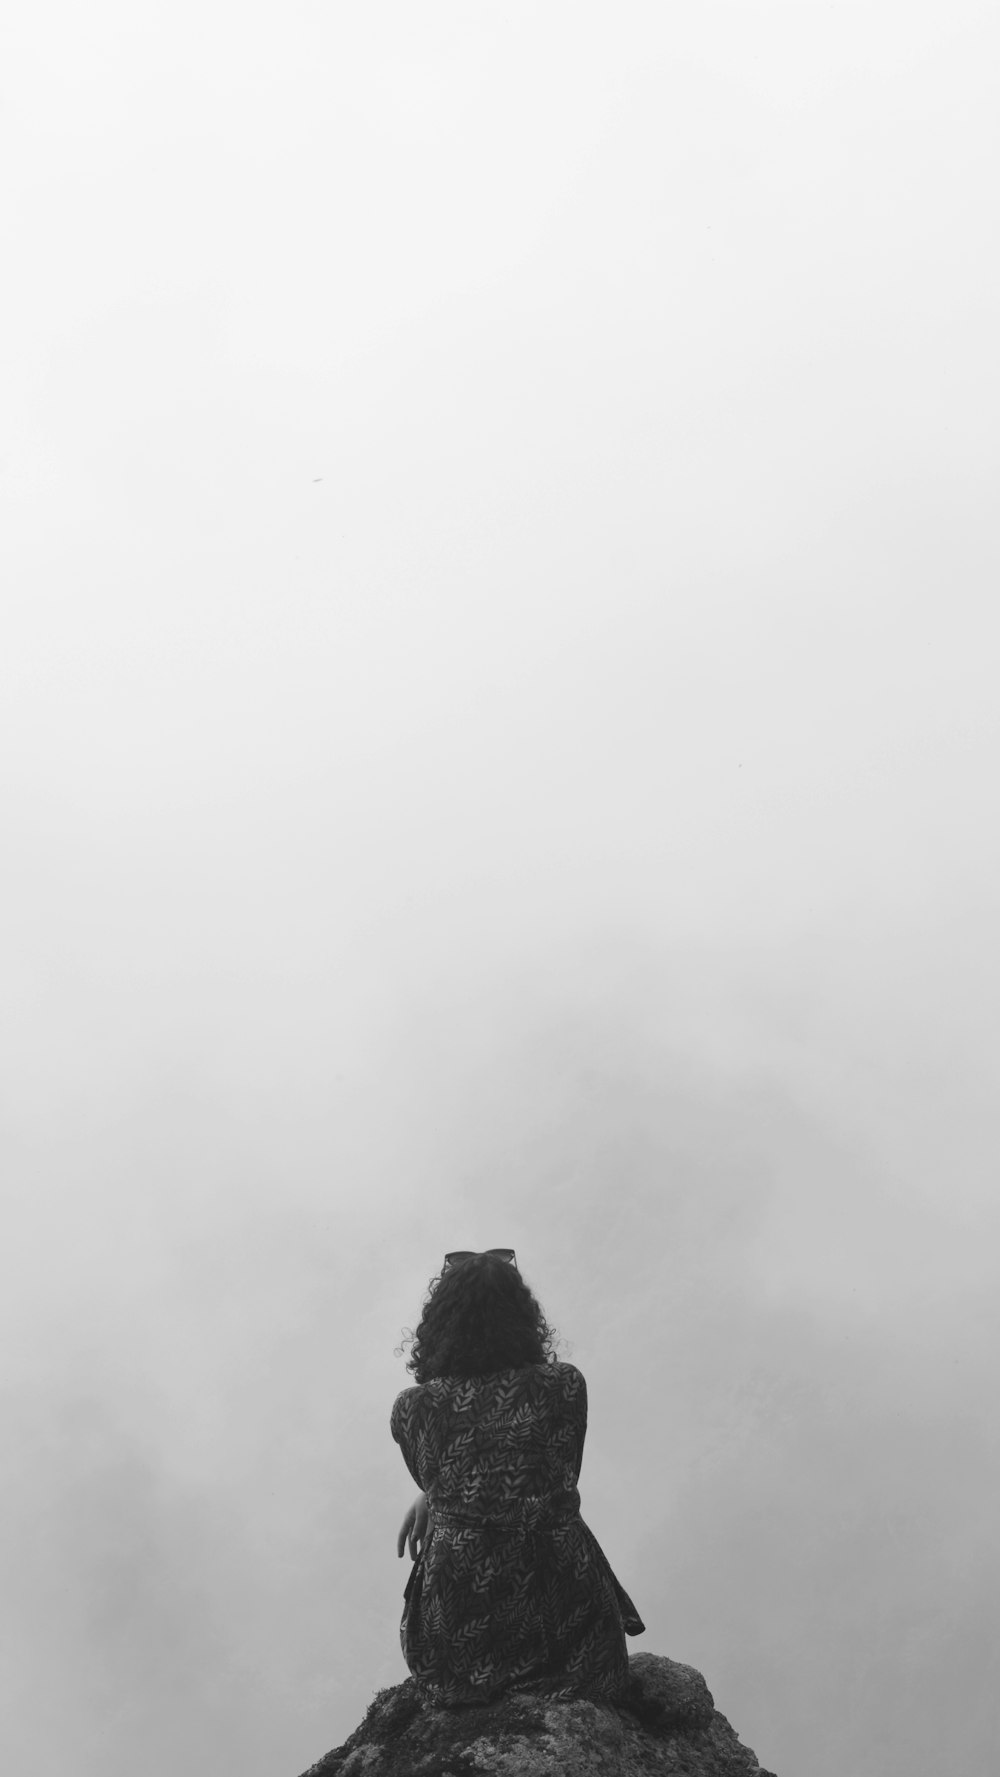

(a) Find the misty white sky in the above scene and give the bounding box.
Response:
[3,6,999,1776]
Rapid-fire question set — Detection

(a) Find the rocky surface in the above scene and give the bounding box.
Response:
[297,1653,777,1776]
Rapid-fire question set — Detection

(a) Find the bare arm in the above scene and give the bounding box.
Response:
[396,1491,431,1559]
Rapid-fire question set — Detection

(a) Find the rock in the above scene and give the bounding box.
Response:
[296,1653,777,1776]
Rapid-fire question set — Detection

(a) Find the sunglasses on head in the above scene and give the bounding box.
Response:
[444,1248,518,1269]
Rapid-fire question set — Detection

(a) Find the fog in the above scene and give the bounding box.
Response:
[3,6,998,1775]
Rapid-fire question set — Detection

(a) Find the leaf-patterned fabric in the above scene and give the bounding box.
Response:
[391,1361,644,1706]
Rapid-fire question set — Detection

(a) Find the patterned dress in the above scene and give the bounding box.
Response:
[391,1360,644,1706]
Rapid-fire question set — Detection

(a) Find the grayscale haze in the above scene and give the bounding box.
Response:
[3,6,998,1775]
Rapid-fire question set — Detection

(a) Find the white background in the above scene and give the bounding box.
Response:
[2,5,998,1774]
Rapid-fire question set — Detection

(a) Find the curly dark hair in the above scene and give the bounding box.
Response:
[401,1254,560,1383]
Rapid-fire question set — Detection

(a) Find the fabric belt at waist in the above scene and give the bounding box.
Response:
[430,1496,580,1533]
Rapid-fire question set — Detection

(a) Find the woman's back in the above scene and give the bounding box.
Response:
[393,1351,643,1705]
[392,1360,585,1527]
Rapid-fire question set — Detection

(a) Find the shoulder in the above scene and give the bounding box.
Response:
[390,1384,425,1439]
[391,1375,457,1429]
[392,1384,424,1410]
[551,1360,585,1386]
[545,1361,587,1406]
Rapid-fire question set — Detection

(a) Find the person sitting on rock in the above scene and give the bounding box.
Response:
[392,1248,644,1707]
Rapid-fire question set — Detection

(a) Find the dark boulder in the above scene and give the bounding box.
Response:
[297,1653,777,1775]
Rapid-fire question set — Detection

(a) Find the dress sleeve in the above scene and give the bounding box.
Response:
[559,1363,588,1481]
[390,1386,427,1490]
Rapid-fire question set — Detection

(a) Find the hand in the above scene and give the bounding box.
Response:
[397,1491,431,1560]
